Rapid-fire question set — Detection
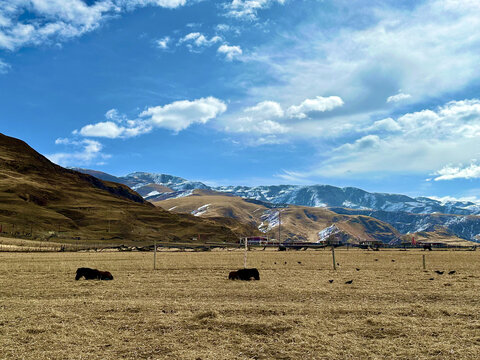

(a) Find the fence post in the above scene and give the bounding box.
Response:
[244,238,248,268]
[422,254,426,270]
[153,239,157,270]
[332,245,337,270]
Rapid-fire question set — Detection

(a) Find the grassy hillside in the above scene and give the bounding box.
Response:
[0,133,237,243]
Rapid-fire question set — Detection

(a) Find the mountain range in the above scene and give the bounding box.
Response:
[72,169,480,216]
[73,169,480,244]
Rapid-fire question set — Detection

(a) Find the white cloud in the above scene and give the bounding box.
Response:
[0,59,10,74]
[286,96,344,119]
[217,95,345,141]
[156,36,170,49]
[115,0,187,10]
[364,118,402,133]
[78,122,124,138]
[48,138,109,166]
[104,108,126,122]
[140,97,227,132]
[334,134,381,153]
[293,98,480,177]
[244,100,284,119]
[433,162,480,181]
[387,91,412,103]
[222,100,286,136]
[179,32,222,50]
[78,121,152,139]
[225,117,288,135]
[217,44,242,60]
[215,24,230,32]
[219,95,347,140]
[76,97,227,138]
[223,0,285,20]
[0,0,189,51]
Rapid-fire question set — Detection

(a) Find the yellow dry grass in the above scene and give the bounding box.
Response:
[1,249,480,359]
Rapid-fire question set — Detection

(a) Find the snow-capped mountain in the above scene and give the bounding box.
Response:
[215,185,480,215]
[121,172,210,191]
[71,169,480,242]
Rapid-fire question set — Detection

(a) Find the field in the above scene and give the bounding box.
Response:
[1,249,480,359]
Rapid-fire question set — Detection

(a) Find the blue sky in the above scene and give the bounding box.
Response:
[2,0,480,200]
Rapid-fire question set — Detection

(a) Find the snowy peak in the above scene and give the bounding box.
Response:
[122,172,209,191]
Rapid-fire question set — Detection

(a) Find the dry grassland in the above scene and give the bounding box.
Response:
[1,249,480,359]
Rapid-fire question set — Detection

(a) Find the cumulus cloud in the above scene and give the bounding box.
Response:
[48,138,110,166]
[156,36,171,49]
[223,0,286,20]
[217,44,242,60]
[78,121,152,138]
[433,162,480,181]
[218,95,345,140]
[139,97,227,132]
[76,97,227,138]
[222,100,286,136]
[179,32,222,50]
[0,0,189,51]
[286,96,344,119]
[244,100,284,119]
[387,91,412,103]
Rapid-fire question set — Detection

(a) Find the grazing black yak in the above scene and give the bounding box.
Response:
[75,267,113,280]
[423,244,433,251]
[228,268,260,281]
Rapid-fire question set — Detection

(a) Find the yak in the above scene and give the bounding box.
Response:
[75,267,113,281]
[228,268,260,281]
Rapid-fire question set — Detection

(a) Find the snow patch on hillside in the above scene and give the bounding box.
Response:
[191,204,210,217]
[258,209,280,233]
[317,225,340,243]
[146,191,160,197]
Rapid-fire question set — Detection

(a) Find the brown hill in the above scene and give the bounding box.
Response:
[0,133,237,243]
[154,190,401,243]
[401,227,473,247]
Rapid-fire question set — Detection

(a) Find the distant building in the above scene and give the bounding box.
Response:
[359,240,383,247]
[241,236,270,245]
